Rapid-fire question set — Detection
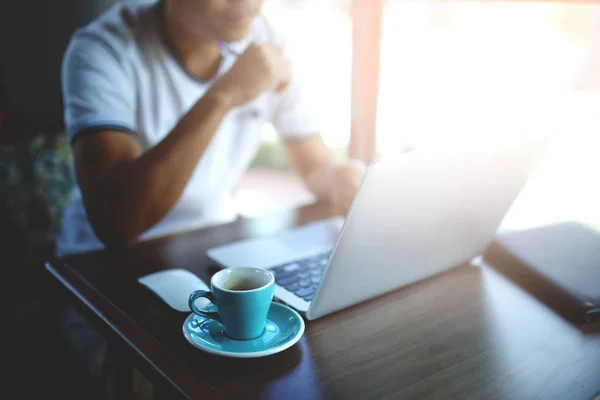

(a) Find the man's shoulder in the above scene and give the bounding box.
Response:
[70,2,159,58]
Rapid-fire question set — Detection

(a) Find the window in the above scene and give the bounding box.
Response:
[376,1,600,229]
[377,1,600,152]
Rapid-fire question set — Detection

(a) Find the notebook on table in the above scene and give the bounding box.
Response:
[484,222,600,324]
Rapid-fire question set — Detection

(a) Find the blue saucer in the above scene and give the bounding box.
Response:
[182,302,305,358]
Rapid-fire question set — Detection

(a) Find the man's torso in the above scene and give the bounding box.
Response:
[57,2,282,256]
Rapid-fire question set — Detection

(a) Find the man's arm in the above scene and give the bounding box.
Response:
[74,91,232,248]
[284,136,366,215]
[75,43,290,248]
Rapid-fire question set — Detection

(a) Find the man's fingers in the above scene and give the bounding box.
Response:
[275,81,290,94]
[262,43,283,54]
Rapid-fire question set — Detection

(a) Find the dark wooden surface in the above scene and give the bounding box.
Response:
[46,202,600,400]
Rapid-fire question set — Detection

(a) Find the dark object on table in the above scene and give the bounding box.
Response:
[484,222,600,324]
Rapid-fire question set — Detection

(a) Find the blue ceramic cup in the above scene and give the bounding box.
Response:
[188,267,275,340]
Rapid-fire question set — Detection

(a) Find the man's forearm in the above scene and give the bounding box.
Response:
[302,161,336,202]
[91,91,233,247]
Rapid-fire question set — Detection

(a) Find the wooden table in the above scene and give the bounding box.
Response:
[45,201,600,400]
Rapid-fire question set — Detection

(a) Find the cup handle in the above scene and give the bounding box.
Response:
[188,290,220,321]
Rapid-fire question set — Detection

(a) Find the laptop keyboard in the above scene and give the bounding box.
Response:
[269,250,332,302]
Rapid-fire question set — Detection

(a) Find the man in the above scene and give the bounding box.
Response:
[58,0,366,397]
[57,0,366,257]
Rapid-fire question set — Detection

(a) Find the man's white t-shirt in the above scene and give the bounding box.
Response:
[57,2,319,256]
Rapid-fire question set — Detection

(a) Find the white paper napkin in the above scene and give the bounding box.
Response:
[138,269,210,312]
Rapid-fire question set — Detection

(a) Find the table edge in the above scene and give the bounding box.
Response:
[44,260,222,400]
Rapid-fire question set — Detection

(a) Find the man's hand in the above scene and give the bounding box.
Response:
[284,136,367,216]
[210,43,291,107]
[329,160,367,215]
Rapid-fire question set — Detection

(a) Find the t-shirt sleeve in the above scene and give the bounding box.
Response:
[270,33,322,141]
[61,32,136,142]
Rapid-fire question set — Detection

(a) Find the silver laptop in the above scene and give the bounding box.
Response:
[207,137,551,320]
